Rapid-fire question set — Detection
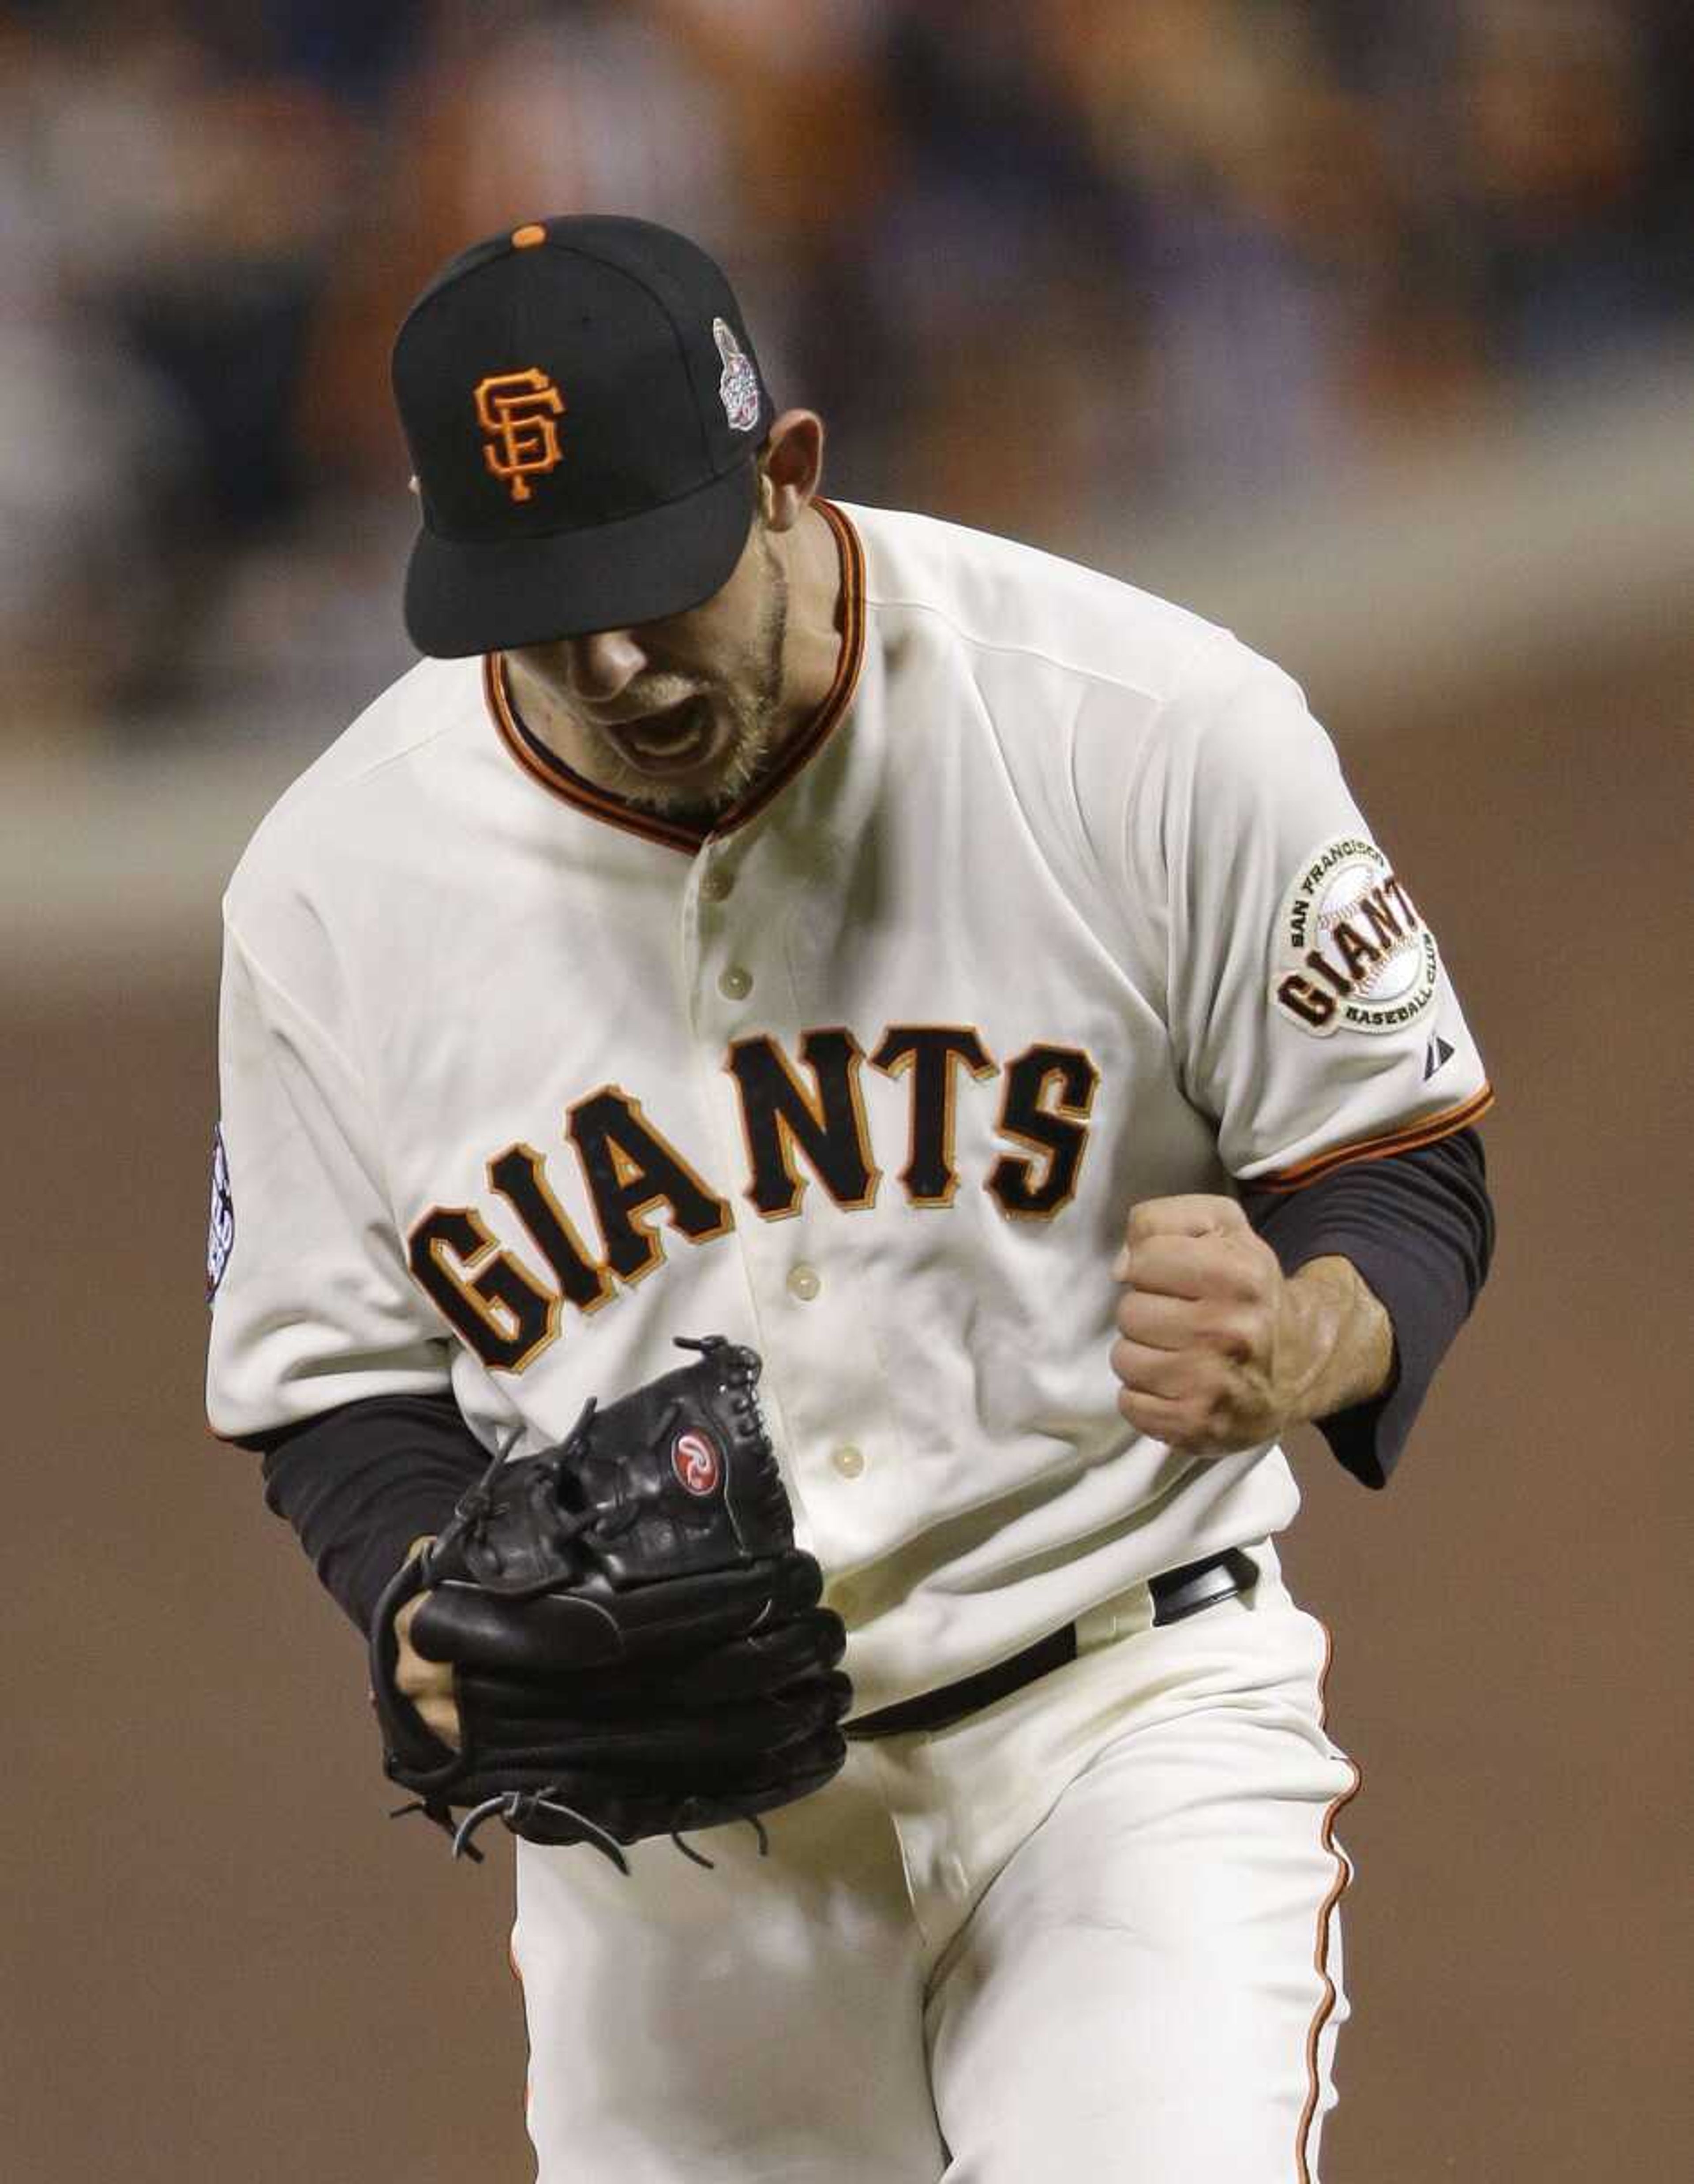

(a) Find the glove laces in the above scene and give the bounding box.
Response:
[429,1788,771,1873]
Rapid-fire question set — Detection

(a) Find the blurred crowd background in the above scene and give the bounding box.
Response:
[3,0,1688,745]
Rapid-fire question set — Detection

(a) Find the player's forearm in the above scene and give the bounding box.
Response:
[257,1394,491,1634]
[1277,1257,1396,1427]
[1241,1126,1494,1484]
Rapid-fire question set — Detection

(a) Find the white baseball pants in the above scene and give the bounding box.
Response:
[512,1539,1357,2182]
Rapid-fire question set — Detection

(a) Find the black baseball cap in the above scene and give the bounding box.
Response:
[394,215,771,658]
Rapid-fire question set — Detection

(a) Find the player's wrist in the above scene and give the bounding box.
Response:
[1279,1257,1395,1426]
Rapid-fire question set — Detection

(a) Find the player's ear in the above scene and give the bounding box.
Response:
[758,409,824,533]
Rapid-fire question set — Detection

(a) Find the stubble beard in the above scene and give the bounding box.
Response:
[606,541,790,826]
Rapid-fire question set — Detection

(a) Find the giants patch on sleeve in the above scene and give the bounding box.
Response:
[1271,837,1440,1037]
[206,1123,235,1304]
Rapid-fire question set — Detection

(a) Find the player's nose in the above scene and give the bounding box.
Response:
[562,628,647,703]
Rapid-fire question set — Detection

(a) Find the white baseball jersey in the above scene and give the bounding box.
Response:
[207,498,1490,1716]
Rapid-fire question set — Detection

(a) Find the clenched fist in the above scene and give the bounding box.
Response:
[1110,1195,1393,1457]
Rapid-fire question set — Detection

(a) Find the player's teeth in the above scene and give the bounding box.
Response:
[623,709,705,757]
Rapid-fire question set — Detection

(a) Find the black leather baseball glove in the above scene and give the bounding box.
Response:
[369,1336,850,1869]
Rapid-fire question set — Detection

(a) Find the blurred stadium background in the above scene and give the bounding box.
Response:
[3,2,1688,2179]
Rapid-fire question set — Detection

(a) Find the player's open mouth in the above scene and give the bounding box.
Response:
[603,697,716,774]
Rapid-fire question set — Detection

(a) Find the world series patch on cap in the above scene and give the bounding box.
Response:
[393,215,771,658]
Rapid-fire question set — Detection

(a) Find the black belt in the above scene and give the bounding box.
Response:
[845,1547,1257,1743]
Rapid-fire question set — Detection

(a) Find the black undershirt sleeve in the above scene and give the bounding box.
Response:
[246,1394,490,1636]
[1241,1127,1495,1489]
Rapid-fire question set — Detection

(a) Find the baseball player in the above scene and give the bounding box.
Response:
[206,216,1494,2181]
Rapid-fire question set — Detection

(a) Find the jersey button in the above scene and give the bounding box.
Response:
[831,1444,865,1479]
[701,868,735,903]
[718,964,752,1000]
[787,1263,821,1302]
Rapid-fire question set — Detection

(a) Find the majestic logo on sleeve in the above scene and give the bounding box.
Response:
[1272,837,1439,1036]
[205,1124,235,1305]
[713,319,761,433]
[475,368,566,501]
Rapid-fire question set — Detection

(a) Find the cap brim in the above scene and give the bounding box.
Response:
[404,462,757,657]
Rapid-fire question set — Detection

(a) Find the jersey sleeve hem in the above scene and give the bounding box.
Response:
[206,1377,458,1454]
[1251,1084,1495,1193]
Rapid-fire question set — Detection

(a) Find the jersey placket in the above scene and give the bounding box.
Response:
[679,820,903,1629]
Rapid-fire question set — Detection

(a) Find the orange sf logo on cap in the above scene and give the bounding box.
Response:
[474,368,566,503]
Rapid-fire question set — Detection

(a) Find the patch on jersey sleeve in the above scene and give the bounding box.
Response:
[205,1124,235,1304]
[1271,836,1440,1037]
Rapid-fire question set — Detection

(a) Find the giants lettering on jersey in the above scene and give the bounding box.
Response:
[408,1026,1099,1370]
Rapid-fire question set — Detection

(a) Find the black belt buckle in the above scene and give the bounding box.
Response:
[1147,1546,1257,1626]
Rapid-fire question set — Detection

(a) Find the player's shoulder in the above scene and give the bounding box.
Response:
[838,499,1244,705]
[225,656,481,918]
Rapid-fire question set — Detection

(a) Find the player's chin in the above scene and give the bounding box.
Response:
[618,722,760,818]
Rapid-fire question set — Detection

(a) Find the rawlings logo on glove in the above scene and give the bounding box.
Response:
[369,1337,851,1870]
